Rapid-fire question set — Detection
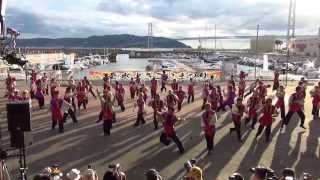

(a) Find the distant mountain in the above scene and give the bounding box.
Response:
[16,34,190,48]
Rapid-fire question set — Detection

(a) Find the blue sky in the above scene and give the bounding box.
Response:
[4,0,320,38]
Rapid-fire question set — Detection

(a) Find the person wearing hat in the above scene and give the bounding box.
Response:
[184,160,203,180]
[50,90,64,133]
[281,86,306,130]
[255,97,276,142]
[201,103,217,154]
[145,169,162,180]
[250,165,275,180]
[230,97,246,142]
[66,169,81,180]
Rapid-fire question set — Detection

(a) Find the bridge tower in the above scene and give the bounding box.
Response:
[147,23,153,49]
[285,0,296,84]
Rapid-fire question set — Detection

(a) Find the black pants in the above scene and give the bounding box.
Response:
[37,96,45,108]
[151,90,156,99]
[244,90,253,98]
[205,133,214,151]
[103,120,112,136]
[256,124,271,142]
[178,101,183,111]
[161,84,166,92]
[283,110,305,127]
[89,88,96,98]
[279,105,285,120]
[130,91,135,99]
[188,94,194,103]
[217,102,232,112]
[78,101,87,110]
[153,112,158,130]
[63,108,78,123]
[135,112,146,126]
[52,120,64,133]
[118,100,125,112]
[245,116,257,129]
[312,105,319,119]
[230,121,242,141]
[169,133,184,154]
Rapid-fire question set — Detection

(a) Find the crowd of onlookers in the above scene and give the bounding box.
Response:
[29,161,315,180]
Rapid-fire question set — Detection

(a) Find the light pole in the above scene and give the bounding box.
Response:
[255,24,260,79]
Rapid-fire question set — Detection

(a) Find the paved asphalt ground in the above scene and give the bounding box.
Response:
[0,81,319,180]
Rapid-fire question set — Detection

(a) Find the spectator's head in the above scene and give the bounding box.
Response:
[145,169,162,180]
[66,169,81,180]
[229,173,244,180]
[82,168,98,180]
[281,168,295,179]
[250,166,274,180]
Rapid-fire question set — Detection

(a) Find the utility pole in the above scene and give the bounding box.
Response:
[214,24,217,52]
[147,23,153,49]
[286,0,296,86]
[255,24,260,79]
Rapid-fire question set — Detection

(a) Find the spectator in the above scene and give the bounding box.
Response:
[183,160,203,180]
[103,164,126,180]
[229,173,244,180]
[66,169,81,180]
[82,167,99,180]
[144,169,162,180]
[250,165,275,180]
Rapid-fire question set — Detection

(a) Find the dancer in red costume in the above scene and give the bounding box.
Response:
[255,97,276,142]
[150,77,158,99]
[148,94,165,130]
[310,85,320,120]
[129,78,137,99]
[230,98,246,142]
[275,85,285,122]
[208,87,219,111]
[171,79,179,93]
[176,86,186,111]
[244,90,260,129]
[166,90,178,110]
[201,103,217,154]
[201,82,209,110]
[187,78,195,103]
[134,93,146,126]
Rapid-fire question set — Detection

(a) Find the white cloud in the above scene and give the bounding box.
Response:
[3,0,320,38]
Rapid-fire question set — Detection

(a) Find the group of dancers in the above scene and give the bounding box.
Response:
[4,69,317,155]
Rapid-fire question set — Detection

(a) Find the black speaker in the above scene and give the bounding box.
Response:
[7,102,31,132]
[9,130,33,148]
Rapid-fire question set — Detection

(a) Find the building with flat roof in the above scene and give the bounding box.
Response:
[290,38,319,57]
[250,36,277,53]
